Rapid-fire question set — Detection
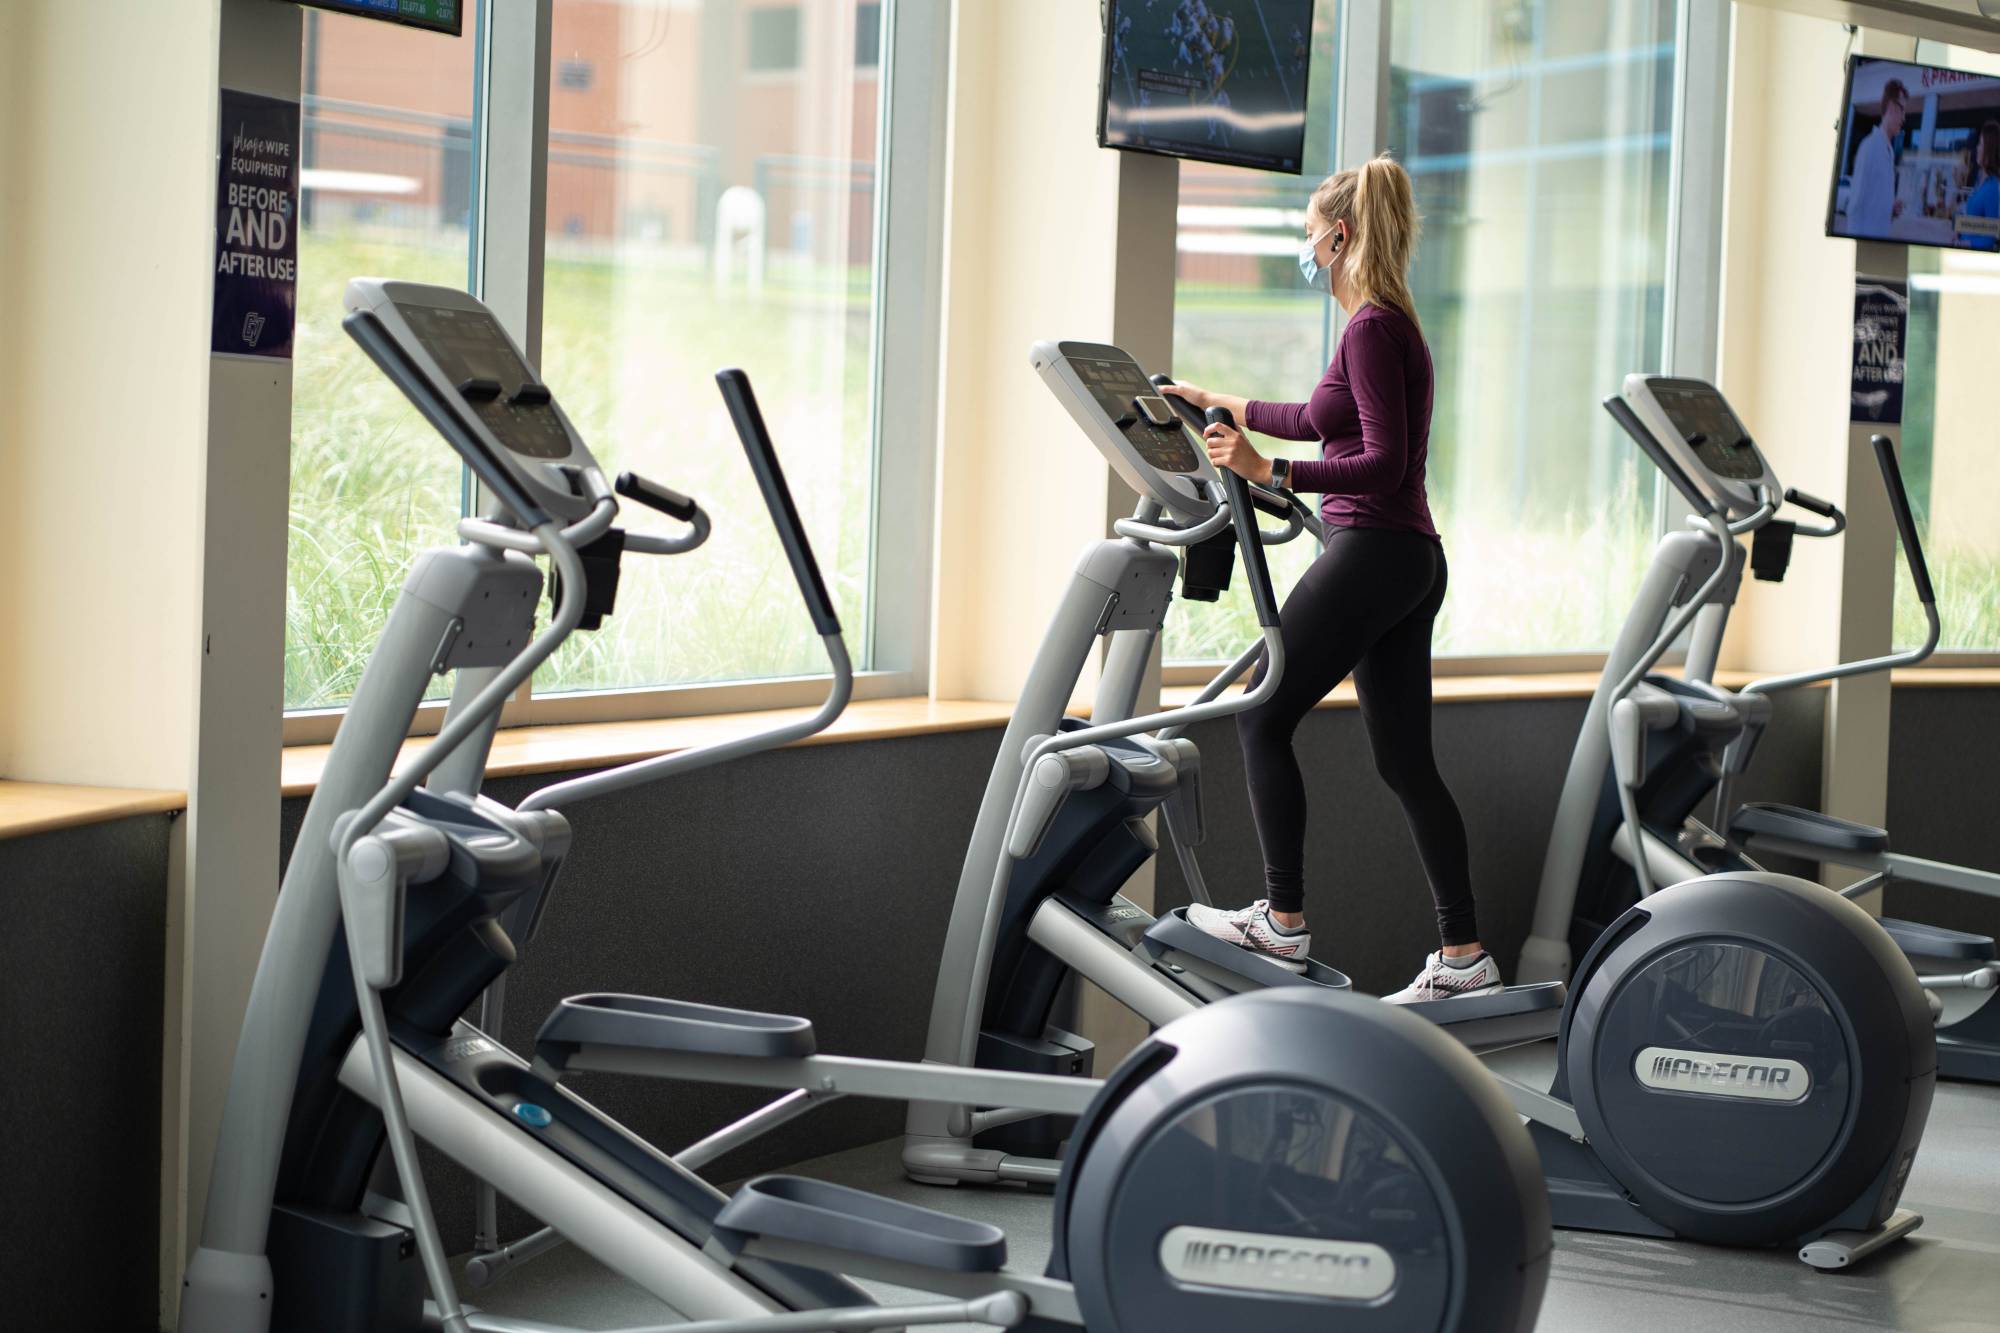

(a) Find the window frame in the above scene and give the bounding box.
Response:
[283,0,944,743]
[1162,0,1728,678]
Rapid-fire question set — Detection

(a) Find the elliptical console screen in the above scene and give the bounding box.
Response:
[1072,353,1202,474]
[400,303,572,460]
[1647,378,1765,482]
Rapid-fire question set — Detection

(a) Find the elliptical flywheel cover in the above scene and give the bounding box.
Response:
[1562,872,1935,1246]
[1051,988,1551,1333]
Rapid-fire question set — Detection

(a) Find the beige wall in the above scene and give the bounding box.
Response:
[1931,267,2000,556]
[1,0,220,790]
[1718,8,1935,868]
[1716,4,1866,675]
[0,3,24,768]
[930,0,1138,703]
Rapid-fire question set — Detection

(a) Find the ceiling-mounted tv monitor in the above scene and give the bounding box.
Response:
[292,0,463,37]
[1828,54,2000,252]
[1098,0,1316,175]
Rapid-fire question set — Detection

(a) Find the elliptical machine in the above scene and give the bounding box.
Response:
[900,350,1937,1268]
[178,281,1554,1333]
[1520,373,2000,1084]
[1481,374,1937,1266]
[905,340,1568,1191]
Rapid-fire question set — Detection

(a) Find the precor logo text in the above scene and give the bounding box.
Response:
[1160,1226,1395,1301]
[1634,1045,1811,1102]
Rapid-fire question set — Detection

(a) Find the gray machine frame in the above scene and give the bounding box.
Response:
[187,291,1543,1333]
[1517,374,2000,1069]
[901,340,1566,1191]
[180,282,1094,1333]
[1481,376,1932,1270]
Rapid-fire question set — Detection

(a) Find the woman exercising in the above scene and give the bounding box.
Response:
[1163,155,1498,1004]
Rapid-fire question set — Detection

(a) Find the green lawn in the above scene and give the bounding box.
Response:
[287,228,876,710]
[286,232,2000,712]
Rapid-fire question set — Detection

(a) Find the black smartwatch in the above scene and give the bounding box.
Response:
[1270,457,1292,489]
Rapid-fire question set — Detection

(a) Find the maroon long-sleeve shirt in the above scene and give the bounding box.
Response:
[1243,302,1439,540]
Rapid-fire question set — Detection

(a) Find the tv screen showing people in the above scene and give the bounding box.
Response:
[1828,55,2000,252]
[1098,0,1316,174]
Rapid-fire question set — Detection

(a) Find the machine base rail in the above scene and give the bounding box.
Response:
[440,1291,1027,1332]
[1798,1210,1925,1270]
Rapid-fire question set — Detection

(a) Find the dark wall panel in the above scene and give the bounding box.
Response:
[280,727,1004,1244]
[0,813,172,1332]
[11,678,1976,1328]
[1153,687,1826,994]
[6,682,1981,1329]
[1155,698,1587,993]
[1886,687,2000,940]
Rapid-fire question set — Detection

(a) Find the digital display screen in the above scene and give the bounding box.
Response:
[1072,355,1202,474]
[293,0,462,38]
[1647,379,1765,482]
[1099,0,1315,174]
[1827,55,2000,253]
[401,304,572,459]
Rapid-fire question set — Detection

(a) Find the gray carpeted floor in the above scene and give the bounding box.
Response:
[459,1044,2000,1331]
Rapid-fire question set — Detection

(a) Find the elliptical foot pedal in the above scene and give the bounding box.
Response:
[1140,907,1353,991]
[1878,917,1997,963]
[1398,982,1568,1054]
[1731,803,1889,857]
[714,1175,1008,1273]
[535,993,816,1073]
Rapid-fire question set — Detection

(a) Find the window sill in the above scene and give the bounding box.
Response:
[1161,665,1988,711]
[277,696,1018,798]
[9,667,1995,840]
[0,781,186,843]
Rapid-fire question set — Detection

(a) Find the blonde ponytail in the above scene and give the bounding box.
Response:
[1309,154,1422,328]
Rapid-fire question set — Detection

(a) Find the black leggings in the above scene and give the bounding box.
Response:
[1236,525,1478,946]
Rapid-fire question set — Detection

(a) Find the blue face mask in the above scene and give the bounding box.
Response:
[1298,227,1339,292]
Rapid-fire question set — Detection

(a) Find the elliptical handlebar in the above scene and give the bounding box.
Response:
[520,370,853,814]
[1112,505,1235,547]
[615,470,700,524]
[1781,486,1846,538]
[1149,373,1318,546]
[716,368,844,637]
[1208,407,1282,630]
[1741,434,1940,697]
[1872,434,1936,608]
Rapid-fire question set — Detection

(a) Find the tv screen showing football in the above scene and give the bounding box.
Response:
[1828,55,2000,252]
[1099,0,1317,174]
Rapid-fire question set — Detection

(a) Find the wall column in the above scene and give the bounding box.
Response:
[929,1,1180,1061]
[1717,10,1917,896]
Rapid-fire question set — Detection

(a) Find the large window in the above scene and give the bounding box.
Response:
[536,0,883,696]
[1390,0,1674,656]
[1166,4,1342,664]
[1164,1,1678,664]
[284,0,907,722]
[1899,239,2000,653]
[1897,45,2000,655]
[286,7,480,710]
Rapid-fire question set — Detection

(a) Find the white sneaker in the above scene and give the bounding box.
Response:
[1184,899,1311,974]
[1382,951,1504,1004]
